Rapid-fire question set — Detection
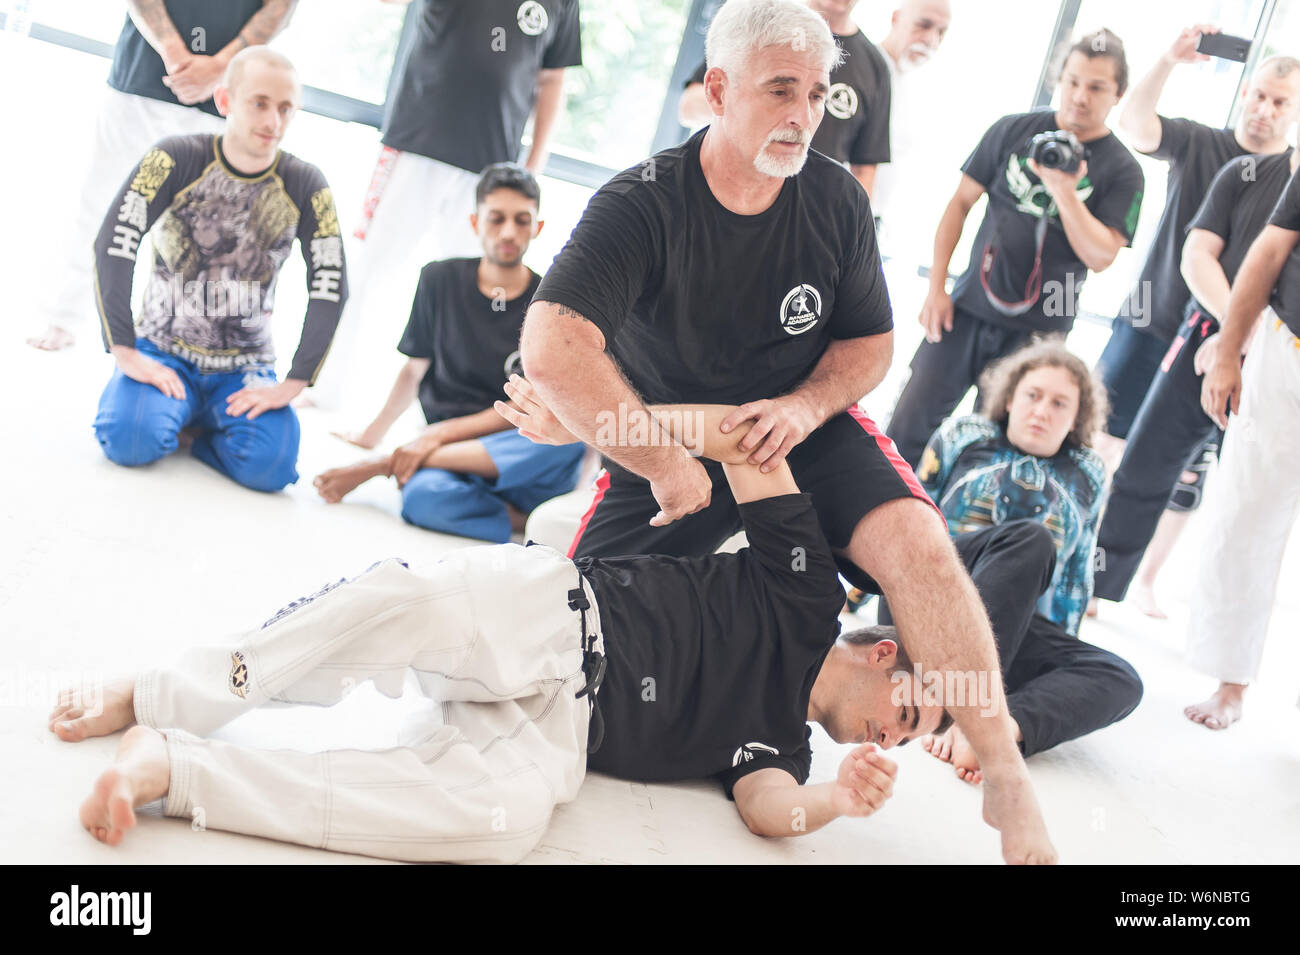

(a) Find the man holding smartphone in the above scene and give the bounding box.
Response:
[886,29,1144,469]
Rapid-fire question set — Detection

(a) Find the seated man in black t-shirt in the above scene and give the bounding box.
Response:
[53,401,949,863]
[885,28,1144,471]
[314,164,584,542]
[519,0,1056,863]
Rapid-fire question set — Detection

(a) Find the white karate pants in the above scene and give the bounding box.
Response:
[134,543,599,863]
[1186,314,1300,690]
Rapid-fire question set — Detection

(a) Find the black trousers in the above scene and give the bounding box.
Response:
[881,521,1143,756]
[885,306,1036,470]
[1093,311,1223,602]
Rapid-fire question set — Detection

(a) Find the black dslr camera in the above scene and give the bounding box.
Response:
[1027,129,1086,174]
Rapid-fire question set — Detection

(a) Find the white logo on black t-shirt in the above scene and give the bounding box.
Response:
[517,1,549,36]
[826,83,859,120]
[780,284,822,335]
[733,742,781,766]
[504,348,522,377]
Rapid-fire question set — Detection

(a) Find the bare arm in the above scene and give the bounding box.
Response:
[1046,171,1128,272]
[678,82,712,128]
[1119,25,1217,153]
[521,301,713,525]
[1180,228,1230,321]
[919,174,984,342]
[794,333,891,424]
[524,69,567,174]
[340,357,429,449]
[850,163,877,201]
[731,745,897,838]
[125,0,187,67]
[1201,224,1299,427]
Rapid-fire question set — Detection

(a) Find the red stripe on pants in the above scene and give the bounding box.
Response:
[567,470,611,559]
[847,406,944,523]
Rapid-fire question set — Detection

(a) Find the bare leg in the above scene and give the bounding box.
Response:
[78,726,170,846]
[1130,500,1192,620]
[314,456,391,502]
[849,499,1056,864]
[1184,681,1246,730]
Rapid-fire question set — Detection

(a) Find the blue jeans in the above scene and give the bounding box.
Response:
[93,339,300,492]
[400,430,585,542]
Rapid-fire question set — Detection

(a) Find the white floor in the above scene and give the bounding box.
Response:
[3,35,1299,866]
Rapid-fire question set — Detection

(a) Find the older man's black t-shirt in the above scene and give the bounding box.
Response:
[1184,151,1295,325]
[107,1,263,116]
[1264,165,1300,336]
[533,128,892,405]
[382,0,583,172]
[397,258,539,423]
[1123,117,1248,341]
[950,109,1144,334]
[684,29,890,166]
[578,493,845,792]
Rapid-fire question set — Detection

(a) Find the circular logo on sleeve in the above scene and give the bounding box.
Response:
[517,1,549,36]
[826,83,859,120]
[780,284,822,335]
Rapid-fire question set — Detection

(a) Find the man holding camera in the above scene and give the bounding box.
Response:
[886,29,1144,470]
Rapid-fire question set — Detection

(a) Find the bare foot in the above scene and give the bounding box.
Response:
[313,462,380,503]
[49,677,135,741]
[27,325,76,351]
[1086,597,1099,618]
[948,726,982,785]
[982,768,1058,865]
[922,727,981,783]
[79,726,170,847]
[922,727,955,763]
[1184,682,1245,730]
[330,428,379,450]
[1129,579,1168,620]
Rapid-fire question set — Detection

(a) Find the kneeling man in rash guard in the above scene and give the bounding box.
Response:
[50,387,949,864]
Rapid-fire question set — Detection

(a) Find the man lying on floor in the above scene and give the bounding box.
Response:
[50,403,949,863]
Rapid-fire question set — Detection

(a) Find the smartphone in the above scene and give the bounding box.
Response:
[1197,32,1252,63]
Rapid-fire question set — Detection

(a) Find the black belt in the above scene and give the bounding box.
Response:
[568,575,606,755]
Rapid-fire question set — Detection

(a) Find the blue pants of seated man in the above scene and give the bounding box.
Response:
[93,339,300,492]
[400,430,585,542]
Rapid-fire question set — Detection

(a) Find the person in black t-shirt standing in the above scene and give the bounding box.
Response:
[314,164,584,542]
[885,29,1144,471]
[53,402,947,863]
[27,1,296,352]
[678,0,892,200]
[1088,37,1300,616]
[522,0,1057,865]
[310,0,583,411]
[1182,164,1300,733]
[1092,143,1300,620]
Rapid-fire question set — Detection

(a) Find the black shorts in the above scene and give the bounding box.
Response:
[568,408,940,592]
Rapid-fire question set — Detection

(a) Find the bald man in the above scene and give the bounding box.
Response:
[91,47,347,492]
[28,1,297,351]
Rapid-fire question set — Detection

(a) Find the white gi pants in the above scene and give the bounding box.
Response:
[1186,314,1300,688]
[133,543,599,863]
[46,87,225,335]
[309,148,482,409]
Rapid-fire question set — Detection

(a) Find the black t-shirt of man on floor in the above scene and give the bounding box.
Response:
[579,493,846,793]
[533,128,892,407]
[107,0,263,116]
[684,29,891,166]
[382,0,583,173]
[1264,164,1300,337]
[1184,150,1296,326]
[398,257,540,423]
[1121,117,1247,341]
[950,109,1144,334]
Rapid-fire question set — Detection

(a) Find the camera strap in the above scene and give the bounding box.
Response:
[979,212,1049,317]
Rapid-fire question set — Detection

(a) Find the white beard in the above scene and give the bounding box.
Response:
[753,140,809,178]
